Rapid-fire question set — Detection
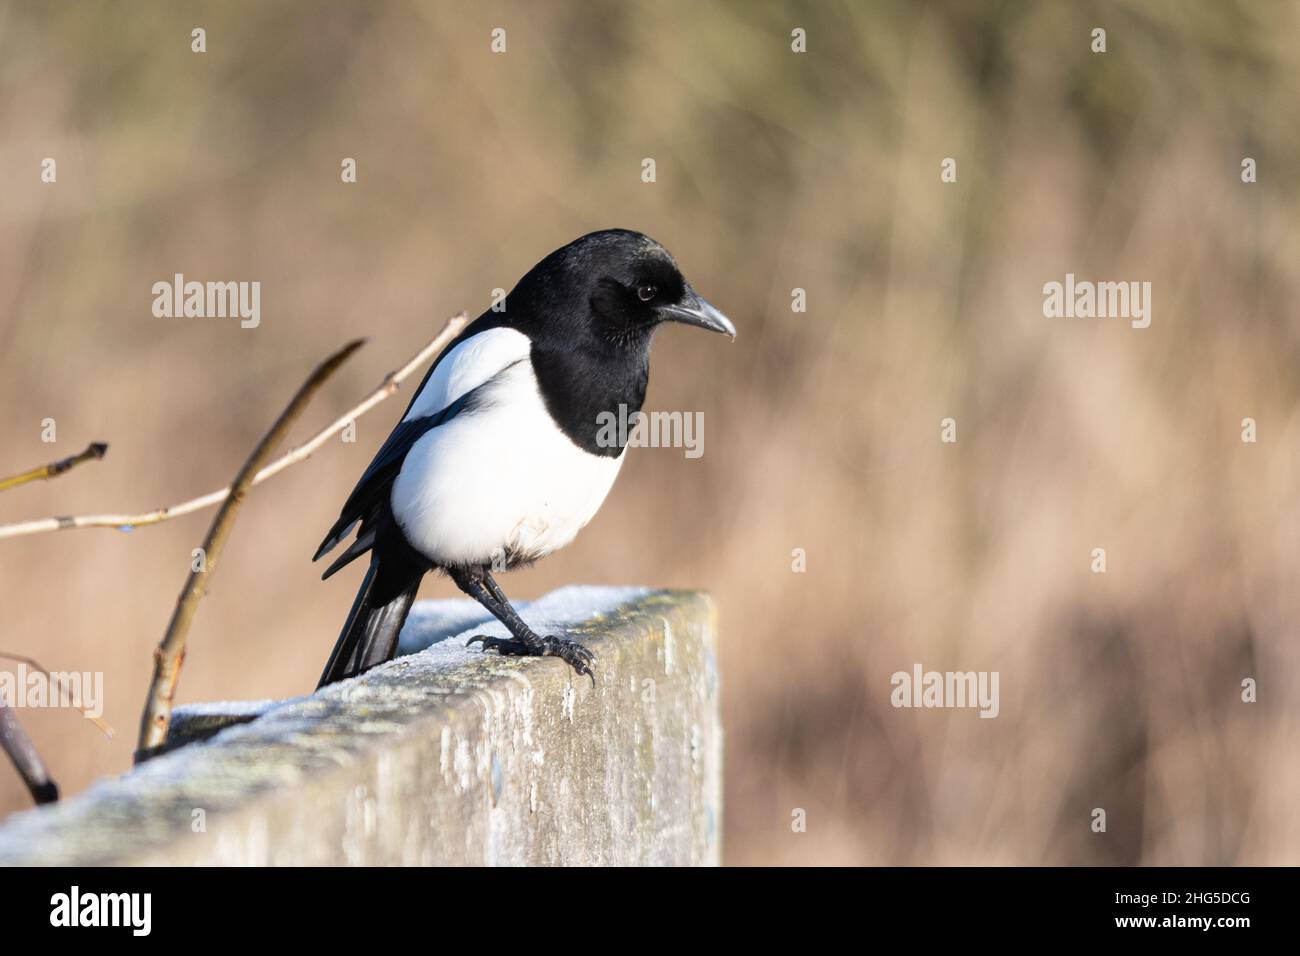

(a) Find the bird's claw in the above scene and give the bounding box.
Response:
[466,633,596,683]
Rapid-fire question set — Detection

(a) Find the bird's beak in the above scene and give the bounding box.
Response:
[658,290,736,339]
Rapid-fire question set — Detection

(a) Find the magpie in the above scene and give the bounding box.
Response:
[314,229,735,687]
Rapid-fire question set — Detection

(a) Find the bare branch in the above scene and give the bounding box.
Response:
[0,701,58,805]
[0,313,468,542]
[136,338,367,760]
[0,651,114,738]
[0,441,108,493]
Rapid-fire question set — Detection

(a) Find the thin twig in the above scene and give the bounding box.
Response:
[0,701,58,805]
[0,652,114,737]
[135,339,366,760]
[0,441,108,493]
[0,313,468,542]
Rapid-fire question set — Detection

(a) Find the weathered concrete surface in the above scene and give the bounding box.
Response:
[0,587,721,865]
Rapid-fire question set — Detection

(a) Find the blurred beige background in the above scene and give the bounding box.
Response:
[2,1,1298,864]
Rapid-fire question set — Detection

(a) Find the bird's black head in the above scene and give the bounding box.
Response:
[512,229,735,349]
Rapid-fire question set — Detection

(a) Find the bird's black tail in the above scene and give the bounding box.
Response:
[317,554,421,689]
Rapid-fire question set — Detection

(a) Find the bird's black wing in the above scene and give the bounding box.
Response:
[312,384,494,577]
[314,310,517,575]
[313,416,434,574]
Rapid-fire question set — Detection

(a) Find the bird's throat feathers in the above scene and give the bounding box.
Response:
[530,339,649,458]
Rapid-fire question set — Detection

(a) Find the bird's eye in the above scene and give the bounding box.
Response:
[637,285,656,302]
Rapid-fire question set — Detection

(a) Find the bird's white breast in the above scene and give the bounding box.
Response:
[391,342,624,567]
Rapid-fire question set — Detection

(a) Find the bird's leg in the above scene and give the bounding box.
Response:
[480,569,511,608]
[451,566,595,682]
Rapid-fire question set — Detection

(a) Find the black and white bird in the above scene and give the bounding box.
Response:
[314,229,734,687]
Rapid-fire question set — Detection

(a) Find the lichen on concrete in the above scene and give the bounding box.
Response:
[0,586,722,866]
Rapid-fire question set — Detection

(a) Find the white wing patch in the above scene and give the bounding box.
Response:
[402,327,532,422]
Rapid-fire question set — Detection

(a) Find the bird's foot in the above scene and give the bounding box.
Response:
[466,632,595,683]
